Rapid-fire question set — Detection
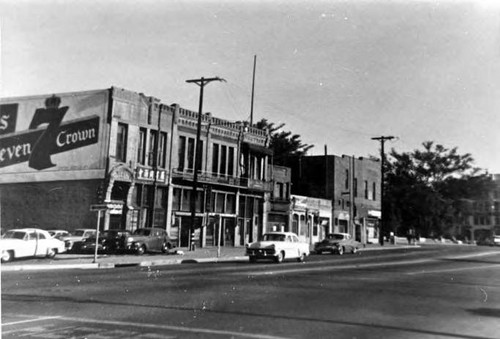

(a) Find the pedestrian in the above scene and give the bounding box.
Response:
[407,228,413,245]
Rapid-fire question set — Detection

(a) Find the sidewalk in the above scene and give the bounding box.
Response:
[1,243,419,272]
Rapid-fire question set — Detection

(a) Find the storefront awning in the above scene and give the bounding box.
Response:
[242,142,273,156]
[368,210,382,218]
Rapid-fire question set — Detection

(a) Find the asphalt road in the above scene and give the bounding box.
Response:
[2,245,500,339]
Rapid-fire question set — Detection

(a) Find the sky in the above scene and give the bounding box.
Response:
[1,0,500,173]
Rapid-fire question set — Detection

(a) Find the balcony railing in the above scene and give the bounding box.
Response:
[172,169,272,191]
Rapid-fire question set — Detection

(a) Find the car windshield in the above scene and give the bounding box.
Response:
[263,234,286,242]
[2,231,27,240]
[74,230,86,236]
[133,229,151,236]
[328,234,345,240]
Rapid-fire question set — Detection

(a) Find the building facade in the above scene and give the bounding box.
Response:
[284,155,381,244]
[455,174,500,242]
[0,87,273,247]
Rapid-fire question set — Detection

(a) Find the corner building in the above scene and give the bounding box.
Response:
[0,87,273,248]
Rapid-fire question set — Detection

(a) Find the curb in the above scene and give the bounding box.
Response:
[1,246,419,272]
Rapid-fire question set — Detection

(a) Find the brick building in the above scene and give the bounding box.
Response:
[0,87,273,247]
[284,155,381,244]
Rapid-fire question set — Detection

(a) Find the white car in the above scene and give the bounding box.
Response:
[246,232,310,263]
[1,228,66,262]
[61,228,96,252]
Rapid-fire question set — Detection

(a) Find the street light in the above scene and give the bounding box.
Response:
[186,77,226,251]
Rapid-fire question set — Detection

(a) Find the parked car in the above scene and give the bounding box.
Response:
[101,229,132,254]
[61,228,96,252]
[121,228,172,255]
[1,228,66,262]
[245,232,310,263]
[494,235,500,246]
[47,229,71,240]
[314,233,360,255]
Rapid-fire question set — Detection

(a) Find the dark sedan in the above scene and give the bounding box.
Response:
[121,228,173,255]
[314,233,360,255]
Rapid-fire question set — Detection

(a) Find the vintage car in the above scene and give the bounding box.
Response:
[121,228,172,255]
[61,228,96,252]
[47,229,71,240]
[314,232,360,255]
[1,228,66,262]
[245,232,310,263]
[101,229,132,253]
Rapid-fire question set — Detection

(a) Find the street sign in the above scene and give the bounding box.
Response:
[90,202,124,213]
[90,204,108,211]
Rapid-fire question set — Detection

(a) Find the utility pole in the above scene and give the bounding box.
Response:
[250,55,257,126]
[186,76,225,251]
[371,136,394,246]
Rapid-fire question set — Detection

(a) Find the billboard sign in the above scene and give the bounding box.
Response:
[0,90,109,183]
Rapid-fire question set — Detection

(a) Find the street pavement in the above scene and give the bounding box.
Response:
[1,240,424,271]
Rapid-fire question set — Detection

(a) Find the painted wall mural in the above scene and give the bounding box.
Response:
[0,90,109,182]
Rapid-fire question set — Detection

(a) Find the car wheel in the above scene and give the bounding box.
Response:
[316,250,322,255]
[1,250,13,263]
[338,246,344,255]
[275,251,284,263]
[136,245,146,255]
[161,242,169,253]
[297,252,305,262]
[249,256,257,263]
[46,248,57,259]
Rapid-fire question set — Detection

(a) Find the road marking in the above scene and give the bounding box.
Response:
[240,258,438,276]
[406,264,500,275]
[4,314,292,339]
[2,316,62,326]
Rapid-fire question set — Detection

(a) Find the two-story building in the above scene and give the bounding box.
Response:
[284,154,381,244]
[0,87,273,247]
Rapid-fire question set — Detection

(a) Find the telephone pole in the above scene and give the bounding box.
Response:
[186,76,225,251]
[371,135,394,246]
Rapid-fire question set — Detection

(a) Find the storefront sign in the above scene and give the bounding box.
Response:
[136,166,167,183]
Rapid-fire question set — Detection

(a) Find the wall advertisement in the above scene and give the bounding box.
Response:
[0,90,109,183]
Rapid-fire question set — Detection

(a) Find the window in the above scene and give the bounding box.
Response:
[187,138,195,171]
[220,145,227,176]
[373,182,377,201]
[353,178,358,197]
[364,180,368,199]
[228,147,234,176]
[345,170,349,189]
[178,136,186,171]
[116,123,128,162]
[212,143,219,175]
[137,128,147,165]
[158,132,167,168]
[148,130,158,166]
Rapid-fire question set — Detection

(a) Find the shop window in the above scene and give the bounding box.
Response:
[116,123,128,163]
[181,189,191,211]
[216,192,225,213]
[226,194,236,214]
[172,188,181,211]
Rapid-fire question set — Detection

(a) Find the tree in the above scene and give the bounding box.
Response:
[385,141,489,239]
[254,118,313,165]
